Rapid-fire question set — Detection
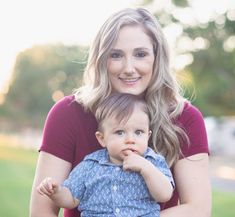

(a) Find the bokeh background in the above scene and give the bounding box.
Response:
[0,0,235,216]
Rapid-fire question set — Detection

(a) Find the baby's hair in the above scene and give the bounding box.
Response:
[95,93,150,131]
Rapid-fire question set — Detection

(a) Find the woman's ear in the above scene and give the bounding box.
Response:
[95,131,106,148]
[148,130,152,139]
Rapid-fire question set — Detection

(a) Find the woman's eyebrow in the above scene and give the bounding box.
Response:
[110,47,152,52]
[134,47,152,52]
[110,48,123,52]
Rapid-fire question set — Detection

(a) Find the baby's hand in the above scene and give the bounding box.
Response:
[123,150,147,172]
[37,177,60,196]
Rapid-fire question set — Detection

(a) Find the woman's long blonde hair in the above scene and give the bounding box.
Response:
[74,8,188,166]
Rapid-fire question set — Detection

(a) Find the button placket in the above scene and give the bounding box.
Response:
[115,207,120,214]
[112,166,122,216]
[112,185,118,191]
[115,167,120,171]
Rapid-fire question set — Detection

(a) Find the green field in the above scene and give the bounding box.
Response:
[0,141,235,217]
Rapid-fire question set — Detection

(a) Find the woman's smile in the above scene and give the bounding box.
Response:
[107,25,154,95]
[119,77,141,85]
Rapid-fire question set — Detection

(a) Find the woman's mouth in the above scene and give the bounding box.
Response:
[119,77,140,85]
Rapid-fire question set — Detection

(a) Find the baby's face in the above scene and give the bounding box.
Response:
[98,107,150,165]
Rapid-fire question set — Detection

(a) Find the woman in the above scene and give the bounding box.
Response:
[30,8,211,217]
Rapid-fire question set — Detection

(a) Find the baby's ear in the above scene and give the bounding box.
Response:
[95,131,106,148]
[148,130,152,138]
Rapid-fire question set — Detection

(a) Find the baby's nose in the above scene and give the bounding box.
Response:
[125,134,135,144]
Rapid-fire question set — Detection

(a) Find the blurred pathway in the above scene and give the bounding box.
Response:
[210,156,235,193]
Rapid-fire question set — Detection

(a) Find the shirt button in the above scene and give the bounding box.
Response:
[115,208,120,213]
[112,185,117,191]
[115,167,120,171]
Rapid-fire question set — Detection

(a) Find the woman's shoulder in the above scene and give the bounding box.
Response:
[50,95,81,112]
[43,95,92,138]
[177,102,209,157]
[47,95,88,120]
[41,95,98,163]
[178,101,205,125]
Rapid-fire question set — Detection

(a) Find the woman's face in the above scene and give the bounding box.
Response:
[107,25,155,95]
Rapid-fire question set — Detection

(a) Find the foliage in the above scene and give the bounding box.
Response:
[0,44,88,129]
[172,0,188,7]
[1,0,235,131]
[152,1,235,116]
[183,16,235,116]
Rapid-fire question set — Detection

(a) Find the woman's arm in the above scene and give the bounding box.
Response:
[160,153,211,217]
[29,151,72,217]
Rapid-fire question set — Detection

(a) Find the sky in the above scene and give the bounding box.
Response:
[0,0,235,96]
[0,0,138,94]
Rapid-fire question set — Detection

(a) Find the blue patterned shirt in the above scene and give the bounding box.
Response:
[63,147,174,217]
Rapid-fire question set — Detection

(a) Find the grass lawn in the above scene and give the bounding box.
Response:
[0,138,235,217]
[212,191,235,217]
[0,143,38,217]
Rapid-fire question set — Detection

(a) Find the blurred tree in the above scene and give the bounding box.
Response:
[142,0,235,116]
[0,44,88,129]
[184,17,235,116]
[172,0,188,7]
[1,0,235,131]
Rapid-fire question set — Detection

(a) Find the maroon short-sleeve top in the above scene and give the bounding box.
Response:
[40,95,209,217]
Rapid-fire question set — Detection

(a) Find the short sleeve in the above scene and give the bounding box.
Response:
[40,96,78,163]
[149,154,175,188]
[178,103,209,158]
[63,160,91,200]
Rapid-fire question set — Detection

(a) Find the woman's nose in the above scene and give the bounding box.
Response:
[124,57,134,75]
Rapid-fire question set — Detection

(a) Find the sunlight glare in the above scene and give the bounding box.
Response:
[193,37,210,50]
[227,9,235,21]
[223,36,235,52]
[0,0,138,92]
[52,90,65,102]
[216,166,235,181]
[174,54,194,71]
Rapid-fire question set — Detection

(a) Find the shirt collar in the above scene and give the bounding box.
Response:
[85,149,115,166]
[144,147,158,159]
[85,147,158,166]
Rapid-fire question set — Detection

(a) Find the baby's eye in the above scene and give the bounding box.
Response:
[115,130,125,135]
[110,52,123,59]
[135,51,147,58]
[135,130,144,135]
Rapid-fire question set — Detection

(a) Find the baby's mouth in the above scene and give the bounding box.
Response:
[123,148,138,154]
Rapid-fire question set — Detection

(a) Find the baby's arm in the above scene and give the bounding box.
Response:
[37,177,80,209]
[123,151,173,202]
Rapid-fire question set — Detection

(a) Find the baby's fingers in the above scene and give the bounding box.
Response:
[123,150,133,157]
[37,177,54,195]
[122,159,131,171]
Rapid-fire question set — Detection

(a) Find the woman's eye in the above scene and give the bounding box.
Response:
[110,52,122,59]
[135,130,144,135]
[115,130,125,135]
[135,51,147,58]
